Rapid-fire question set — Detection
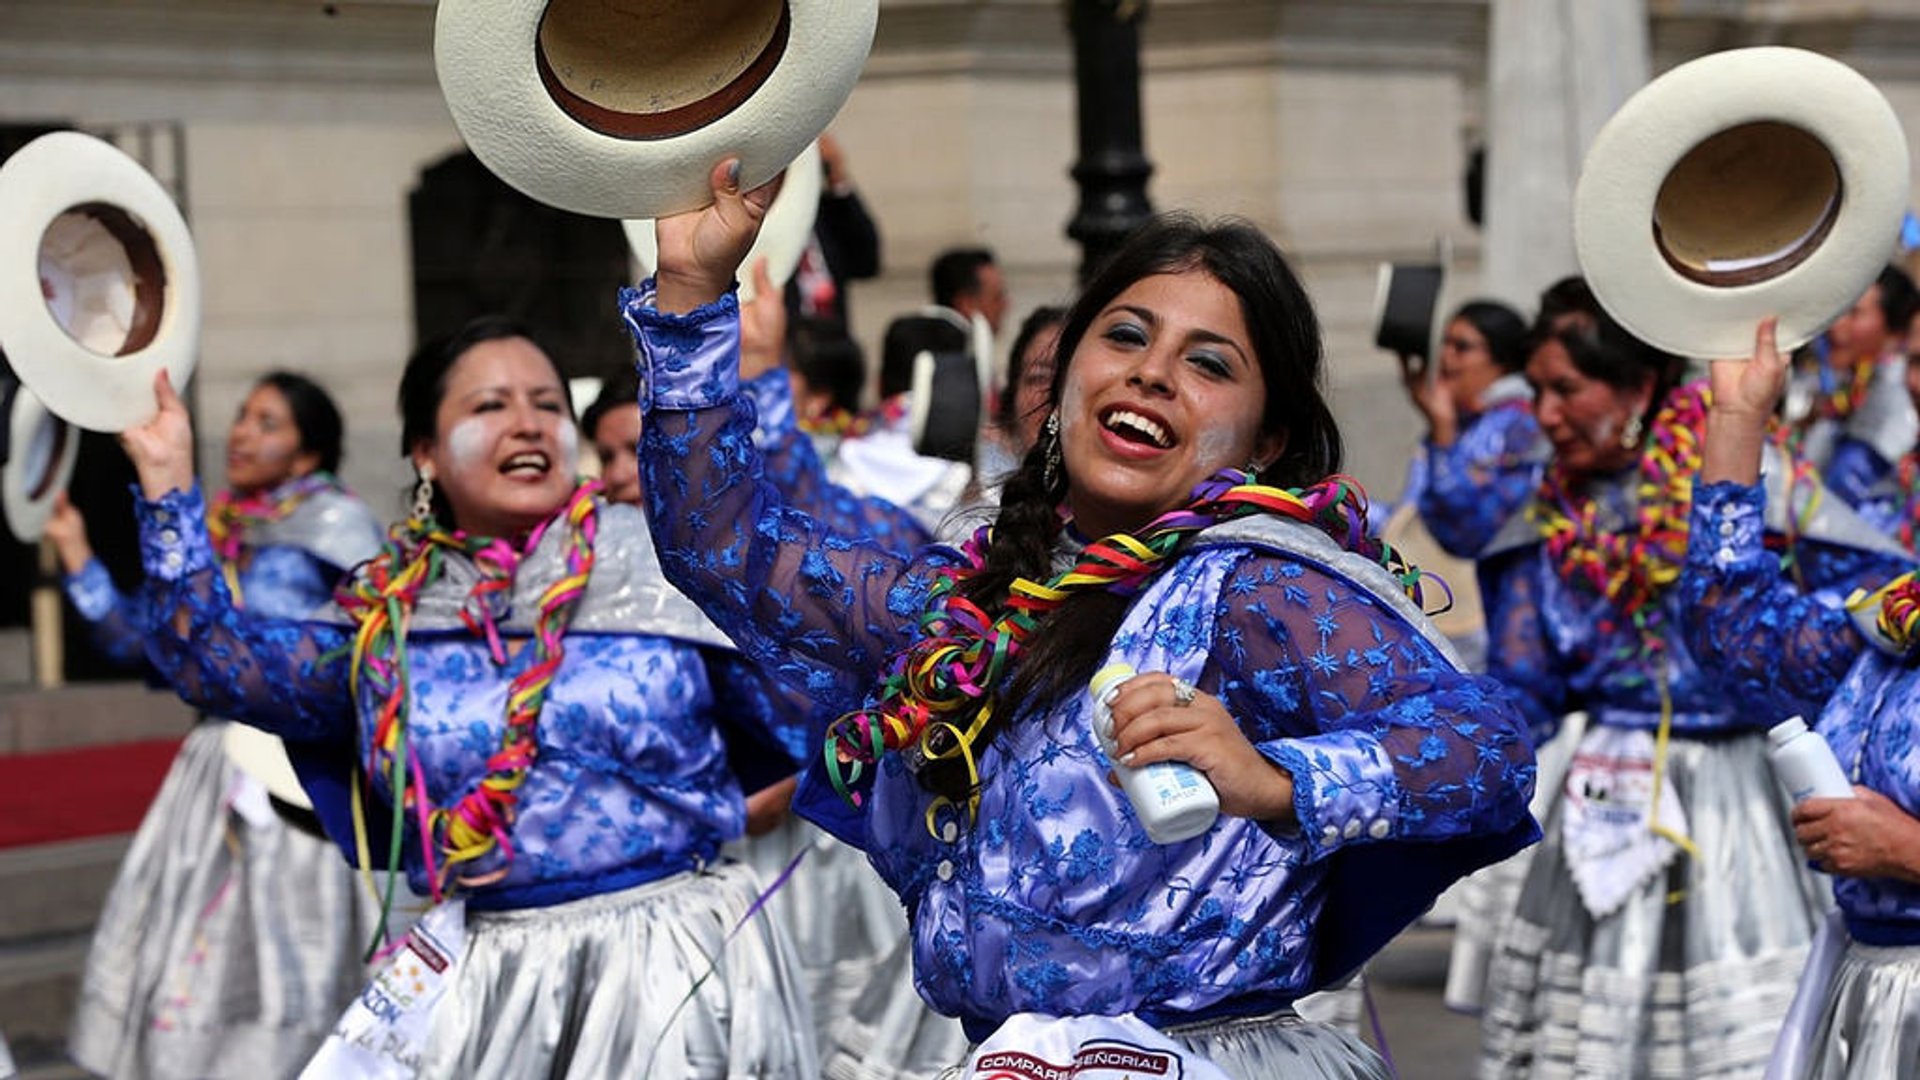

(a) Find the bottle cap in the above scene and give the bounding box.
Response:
[1090,663,1137,699]
[1768,716,1809,748]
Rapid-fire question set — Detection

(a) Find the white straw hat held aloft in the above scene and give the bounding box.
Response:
[436,1,877,220]
[0,132,201,432]
[1575,47,1910,360]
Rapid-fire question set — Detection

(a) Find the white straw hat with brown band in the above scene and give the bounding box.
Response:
[0,131,201,432]
[436,0,878,220]
[1575,47,1910,360]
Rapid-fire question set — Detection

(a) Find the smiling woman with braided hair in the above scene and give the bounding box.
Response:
[111,316,821,1078]
[624,161,1539,1076]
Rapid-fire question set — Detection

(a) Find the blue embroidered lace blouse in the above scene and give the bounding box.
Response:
[624,283,1538,1038]
[1482,467,1906,744]
[133,485,803,910]
[1682,481,1920,944]
[64,486,369,668]
[1417,398,1544,559]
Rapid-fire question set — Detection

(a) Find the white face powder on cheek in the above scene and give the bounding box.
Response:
[444,416,491,473]
[556,419,580,474]
[1192,423,1251,475]
[1586,412,1619,450]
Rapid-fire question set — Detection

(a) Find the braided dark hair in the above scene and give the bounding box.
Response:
[917,215,1340,803]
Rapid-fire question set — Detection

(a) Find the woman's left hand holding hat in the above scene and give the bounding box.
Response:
[654,158,784,315]
[121,370,197,501]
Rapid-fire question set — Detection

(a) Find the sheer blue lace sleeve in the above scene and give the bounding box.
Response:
[1825,436,1893,509]
[1418,406,1544,559]
[745,365,934,558]
[136,483,354,741]
[64,557,149,668]
[1679,481,1876,722]
[1210,553,1536,859]
[624,283,961,723]
[1479,547,1571,743]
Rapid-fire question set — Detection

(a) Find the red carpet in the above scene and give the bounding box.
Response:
[0,738,182,848]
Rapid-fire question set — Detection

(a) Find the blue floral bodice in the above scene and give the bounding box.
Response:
[623,282,1538,1037]
[132,484,801,910]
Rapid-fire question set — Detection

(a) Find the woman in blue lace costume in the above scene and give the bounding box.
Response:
[1385,299,1541,560]
[1474,315,1908,1078]
[117,318,818,1078]
[1683,318,1920,1079]
[47,371,383,1080]
[1790,267,1920,505]
[628,165,1538,1075]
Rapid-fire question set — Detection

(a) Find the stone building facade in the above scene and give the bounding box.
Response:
[2,0,1918,523]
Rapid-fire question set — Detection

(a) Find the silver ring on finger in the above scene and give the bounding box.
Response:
[1171,677,1196,708]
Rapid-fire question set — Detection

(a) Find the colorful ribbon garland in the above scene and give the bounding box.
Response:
[822,468,1431,837]
[333,480,599,940]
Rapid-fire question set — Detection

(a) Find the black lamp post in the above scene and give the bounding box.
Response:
[1065,0,1154,283]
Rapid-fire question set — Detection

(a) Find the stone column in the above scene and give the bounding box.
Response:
[1483,0,1649,310]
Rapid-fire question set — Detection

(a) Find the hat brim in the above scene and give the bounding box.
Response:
[624,140,823,302]
[3,384,80,542]
[1574,47,1910,360]
[436,1,876,220]
[0,132,200,433]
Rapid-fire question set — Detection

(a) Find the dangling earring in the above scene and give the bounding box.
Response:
[1243,458,1264,479]
[412,463,437,522]
[1620,413,1645,449]
[1041,412,1063,492]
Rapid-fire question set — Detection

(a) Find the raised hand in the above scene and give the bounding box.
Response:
[654,158,784,314]
[1397,350,1459,446]
[1710,316,1787,419]
[1701,317,1783,487]
[119,370,197,500]
[43,492,94,574]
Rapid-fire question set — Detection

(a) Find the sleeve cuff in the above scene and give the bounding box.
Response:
[618,280,743,415]
[1688,480,1768,572]
[65,559,118,621]
[136,482,215,582]
[1260,730,1398,860]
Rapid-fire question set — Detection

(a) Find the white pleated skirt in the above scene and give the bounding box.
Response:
[1478,730,1827,1079]
[417,859,817,1079]
[1445,712,1587,1013]
[68,720,374,1080]
[1793,940,1920,1080]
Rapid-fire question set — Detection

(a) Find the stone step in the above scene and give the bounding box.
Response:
[0,837,128,946]
[0,683,195,755]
